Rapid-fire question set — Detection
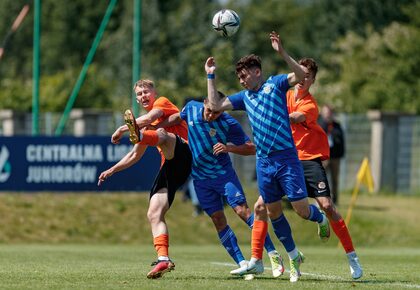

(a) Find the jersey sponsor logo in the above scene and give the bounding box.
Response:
[297,188,304,194]
[188,121,194,126]
[235,191,242,197]
[0,146,11,183]
[318,181,326,189]
[209,128,217,137]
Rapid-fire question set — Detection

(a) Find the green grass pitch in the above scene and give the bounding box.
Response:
[0,244,419,289]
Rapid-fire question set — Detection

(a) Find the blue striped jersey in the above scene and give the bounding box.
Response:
[228,74,295,158]
[180,101,250,180]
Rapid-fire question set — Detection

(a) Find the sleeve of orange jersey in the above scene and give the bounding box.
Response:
[297,98,318,124]
[152,97,180,119]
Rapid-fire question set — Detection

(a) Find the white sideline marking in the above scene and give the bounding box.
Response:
[211,262,420,288]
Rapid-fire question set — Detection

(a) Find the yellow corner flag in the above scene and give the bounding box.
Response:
[356,157,375,193]
[341,158,375,247]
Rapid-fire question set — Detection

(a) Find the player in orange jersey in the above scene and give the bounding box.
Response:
[286,58,362,279]
[98,79,192,279]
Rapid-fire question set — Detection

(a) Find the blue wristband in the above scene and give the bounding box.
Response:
[207,73,215,79]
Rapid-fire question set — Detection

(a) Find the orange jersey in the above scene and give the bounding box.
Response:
[148,96,188,141]
[286,90,330,161]
[147,96,188,166]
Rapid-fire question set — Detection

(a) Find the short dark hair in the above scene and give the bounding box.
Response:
[298,58,318,78]
[235,54,262,75]
[204,91,225,103]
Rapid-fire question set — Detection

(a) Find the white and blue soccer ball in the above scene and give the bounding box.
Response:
[212,9,240,37]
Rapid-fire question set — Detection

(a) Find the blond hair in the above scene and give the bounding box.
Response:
[133,79,155,91]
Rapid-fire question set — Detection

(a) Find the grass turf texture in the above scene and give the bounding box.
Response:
[1,191,420,247]
[1,192,420,289]
[0,245,419,289]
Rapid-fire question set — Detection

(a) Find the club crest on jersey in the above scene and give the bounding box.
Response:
[263,84,274,94]
[209,128,217,137]
[318,181,326,189]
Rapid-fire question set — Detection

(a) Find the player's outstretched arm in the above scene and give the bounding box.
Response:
[205,57,233,111]
[270,31,305,86]
[135,109,163,128]
[97,143,147,186]
[155,113,182,129]
[111,125,127,144]
[213,141,256,156]
[289,112,306,124]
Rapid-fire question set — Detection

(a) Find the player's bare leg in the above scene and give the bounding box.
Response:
[146,188,175,279]
[124,109,176,160]
[315,196,363,279]
[231,197,268,276]
[291,198,330,242]
[153,129,176,160]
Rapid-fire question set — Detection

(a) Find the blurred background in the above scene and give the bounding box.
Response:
[0,0,419,194]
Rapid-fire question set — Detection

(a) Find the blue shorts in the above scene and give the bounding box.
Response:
[193,170,247,216]
[256,148,308,203]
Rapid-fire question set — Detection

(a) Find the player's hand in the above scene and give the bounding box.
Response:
[213,142,228,155]
[111,128,123,144]
[270,31,284,53]
[205,57,216,74]
[97,169,113,186]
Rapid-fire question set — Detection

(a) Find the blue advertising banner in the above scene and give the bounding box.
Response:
[0,136,160,192]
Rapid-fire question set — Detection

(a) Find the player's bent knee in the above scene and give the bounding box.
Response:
[211,211,228,230]
[233,205,250,220]
[293,207,310,219]
[320,202,334,215]
[147,208,165,224]
[254,200,266,213]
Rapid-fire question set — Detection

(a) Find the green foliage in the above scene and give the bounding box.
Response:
[0,78,32,111]
[317,19,420,112]
[303,0,417,62]
[0,0,419,113]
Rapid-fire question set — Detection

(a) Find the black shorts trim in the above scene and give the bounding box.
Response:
[150,136,192,207]
[301,158,331,198]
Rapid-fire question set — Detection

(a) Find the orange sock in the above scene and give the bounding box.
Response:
[330,218,355,253]
[139,130,159,146]
[153,234,169,257]
[251,220,268,260]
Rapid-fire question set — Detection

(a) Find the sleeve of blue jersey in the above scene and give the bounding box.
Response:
[226,117,249,145]
[179,104,189,120]
[272,74,290,92]
[227,91,246,111]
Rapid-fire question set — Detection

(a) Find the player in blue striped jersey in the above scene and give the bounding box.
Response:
[205,31,330,282]
[162,98,285,278]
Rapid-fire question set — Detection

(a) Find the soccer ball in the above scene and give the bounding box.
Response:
[212,9,240,37]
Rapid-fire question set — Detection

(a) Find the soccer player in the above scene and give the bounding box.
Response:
[161,98,285,278]
[205,31,330,282]
[318,104,346,205]
[98,79,192,279]
[286,57,363,279]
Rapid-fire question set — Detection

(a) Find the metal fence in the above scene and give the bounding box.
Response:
[1,110,419,193]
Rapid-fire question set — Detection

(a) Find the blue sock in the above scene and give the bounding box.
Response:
[218,225,244,264]
[308,204,324,223]
[246,213,276,253]
[271,214,296,252]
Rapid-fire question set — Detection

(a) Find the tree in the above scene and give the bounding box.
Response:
[317,18,420,113]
